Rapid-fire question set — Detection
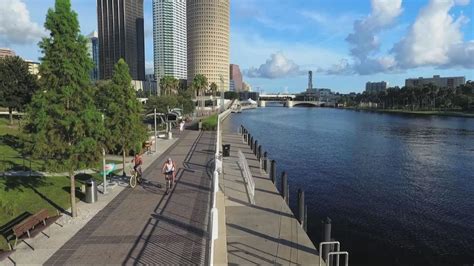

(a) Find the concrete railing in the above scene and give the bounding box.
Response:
[237,149,255,204]
[209,108,231,265]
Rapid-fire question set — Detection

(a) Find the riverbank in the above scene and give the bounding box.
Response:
[344,107,474,118]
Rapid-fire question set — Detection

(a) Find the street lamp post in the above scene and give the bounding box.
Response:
[102,113,107,194]
[154,108,157,152]
[219,74,225,112]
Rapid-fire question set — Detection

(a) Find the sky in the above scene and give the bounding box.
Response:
[0,0,473,93]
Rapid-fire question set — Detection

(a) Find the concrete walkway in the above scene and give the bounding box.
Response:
[220,120,322,265]
[3,137,177,265]
[43,130,214,265]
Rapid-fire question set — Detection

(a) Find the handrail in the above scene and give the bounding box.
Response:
[209,107,231,265]
[237,149,255,204]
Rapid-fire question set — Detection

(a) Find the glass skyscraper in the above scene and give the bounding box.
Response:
[97,0,145,81]
[152,0,187,82]
[87,31,99,81]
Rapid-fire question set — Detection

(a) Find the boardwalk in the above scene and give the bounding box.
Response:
[46,130,215,265]
[220,120,322,265]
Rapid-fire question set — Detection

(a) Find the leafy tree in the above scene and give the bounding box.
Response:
[96,59,147,175]
[24,0,104,217]
[0,56,38,125]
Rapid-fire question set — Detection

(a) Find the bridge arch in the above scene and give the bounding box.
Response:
[292,102,319,107]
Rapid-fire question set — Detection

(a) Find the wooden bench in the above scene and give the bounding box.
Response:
[8,209,61,250]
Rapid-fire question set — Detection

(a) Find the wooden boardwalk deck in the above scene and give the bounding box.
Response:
[220,120,322,265]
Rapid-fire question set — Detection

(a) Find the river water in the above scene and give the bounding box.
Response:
[226,107,474,266]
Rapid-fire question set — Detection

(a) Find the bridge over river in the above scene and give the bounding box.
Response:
[258,94,336,108]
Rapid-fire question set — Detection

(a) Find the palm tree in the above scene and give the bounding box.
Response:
[210,82,218,112]
[160,76,179,95]
[191,74,209,115]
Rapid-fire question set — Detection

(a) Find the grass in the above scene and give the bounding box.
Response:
[201,114,218,131]
[0,117,125,250]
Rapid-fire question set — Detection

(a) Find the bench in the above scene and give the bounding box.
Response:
[8,209,61,250]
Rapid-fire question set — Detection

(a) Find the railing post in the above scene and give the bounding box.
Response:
[263,152,268,172]
[249,135,252,146]
[281,172,289,205]
[322,217,332,262]
[298,189,305,227]
[270,160,276,183]
[257,145,262,160]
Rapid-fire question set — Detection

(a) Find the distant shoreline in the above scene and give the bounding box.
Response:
[343,107,474,118]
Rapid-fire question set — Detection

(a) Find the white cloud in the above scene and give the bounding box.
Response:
[0,0,45,45]
[393,0,473,69]
[245,52,303,79]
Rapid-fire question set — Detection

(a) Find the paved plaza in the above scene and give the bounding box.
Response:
[45,130,215,265]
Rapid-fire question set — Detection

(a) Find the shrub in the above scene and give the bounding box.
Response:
[201,114,218,131]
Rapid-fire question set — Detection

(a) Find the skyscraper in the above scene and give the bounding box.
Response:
[97,0,145,81]
[187,0,230,91]
[87,31,99,81]
[0,48,15,58]
[308,71,313,90]
[230,64,243,92]
[153,0,187,83]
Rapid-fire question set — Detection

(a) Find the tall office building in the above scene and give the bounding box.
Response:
[308,71,313,90]
[230,64,243,92]
[187,0,230,91]
[153,0,187,83]
[97,0,145,81]
[365,81,388,94]
[0,48,15,58]
[87,31,100,81]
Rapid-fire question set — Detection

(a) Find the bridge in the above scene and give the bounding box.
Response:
[258,94,335,107]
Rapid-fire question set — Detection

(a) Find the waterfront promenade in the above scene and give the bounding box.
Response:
[43,130,215,265]
[220,119,322,265]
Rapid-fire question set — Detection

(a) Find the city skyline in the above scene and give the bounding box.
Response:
[1,0,473,92]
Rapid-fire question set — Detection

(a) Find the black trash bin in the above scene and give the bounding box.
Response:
[85,179,98,203]
[222,144,231,157]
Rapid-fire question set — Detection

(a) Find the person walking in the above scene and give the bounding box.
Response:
[179,120,185,133]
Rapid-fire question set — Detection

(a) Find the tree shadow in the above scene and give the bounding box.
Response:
[0,212,31,250]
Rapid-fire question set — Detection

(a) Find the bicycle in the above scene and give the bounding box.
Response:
[163,171,174,195]
[129,165,143,188]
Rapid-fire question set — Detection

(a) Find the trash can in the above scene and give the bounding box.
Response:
[85,179,98,203]
[222,144,231,157]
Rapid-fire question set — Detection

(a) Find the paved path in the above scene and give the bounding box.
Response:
[220,119,322,265]
[45,130,215,265]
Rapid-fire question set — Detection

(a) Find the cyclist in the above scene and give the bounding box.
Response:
[131,152,143,178]
[162,157,176,195]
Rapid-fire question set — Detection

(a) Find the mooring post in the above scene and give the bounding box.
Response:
[263,152,268,172]
[254,140,258,156]
[322,217,332,263]
[250,136,253,147]
[304,204,308,232]
[281,172,289,204]
[257,145,262,160]
[298,189,305,227]
[270,160,276,183]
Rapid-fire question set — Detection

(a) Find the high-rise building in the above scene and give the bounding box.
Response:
[87,31,100,81]
[405,75,465,89]
[153,0,187,83]
[25,60,40,76]
[365,81,388,94]
[97,0,145,81]
[187,0,230,91]
[230,64,243,92]
[308,71,313,90]
[0,48,15,58]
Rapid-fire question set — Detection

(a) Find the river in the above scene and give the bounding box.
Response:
[225,107,474,266]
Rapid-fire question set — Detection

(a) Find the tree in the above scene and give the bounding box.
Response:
[0,56,38,125]
[96,59,147,175]
[24,0,105,217]
[160,75,179,96]
[191,74,208,114]
[210,82,218,111]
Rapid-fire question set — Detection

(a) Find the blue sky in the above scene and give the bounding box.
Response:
[1,0,473,93]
